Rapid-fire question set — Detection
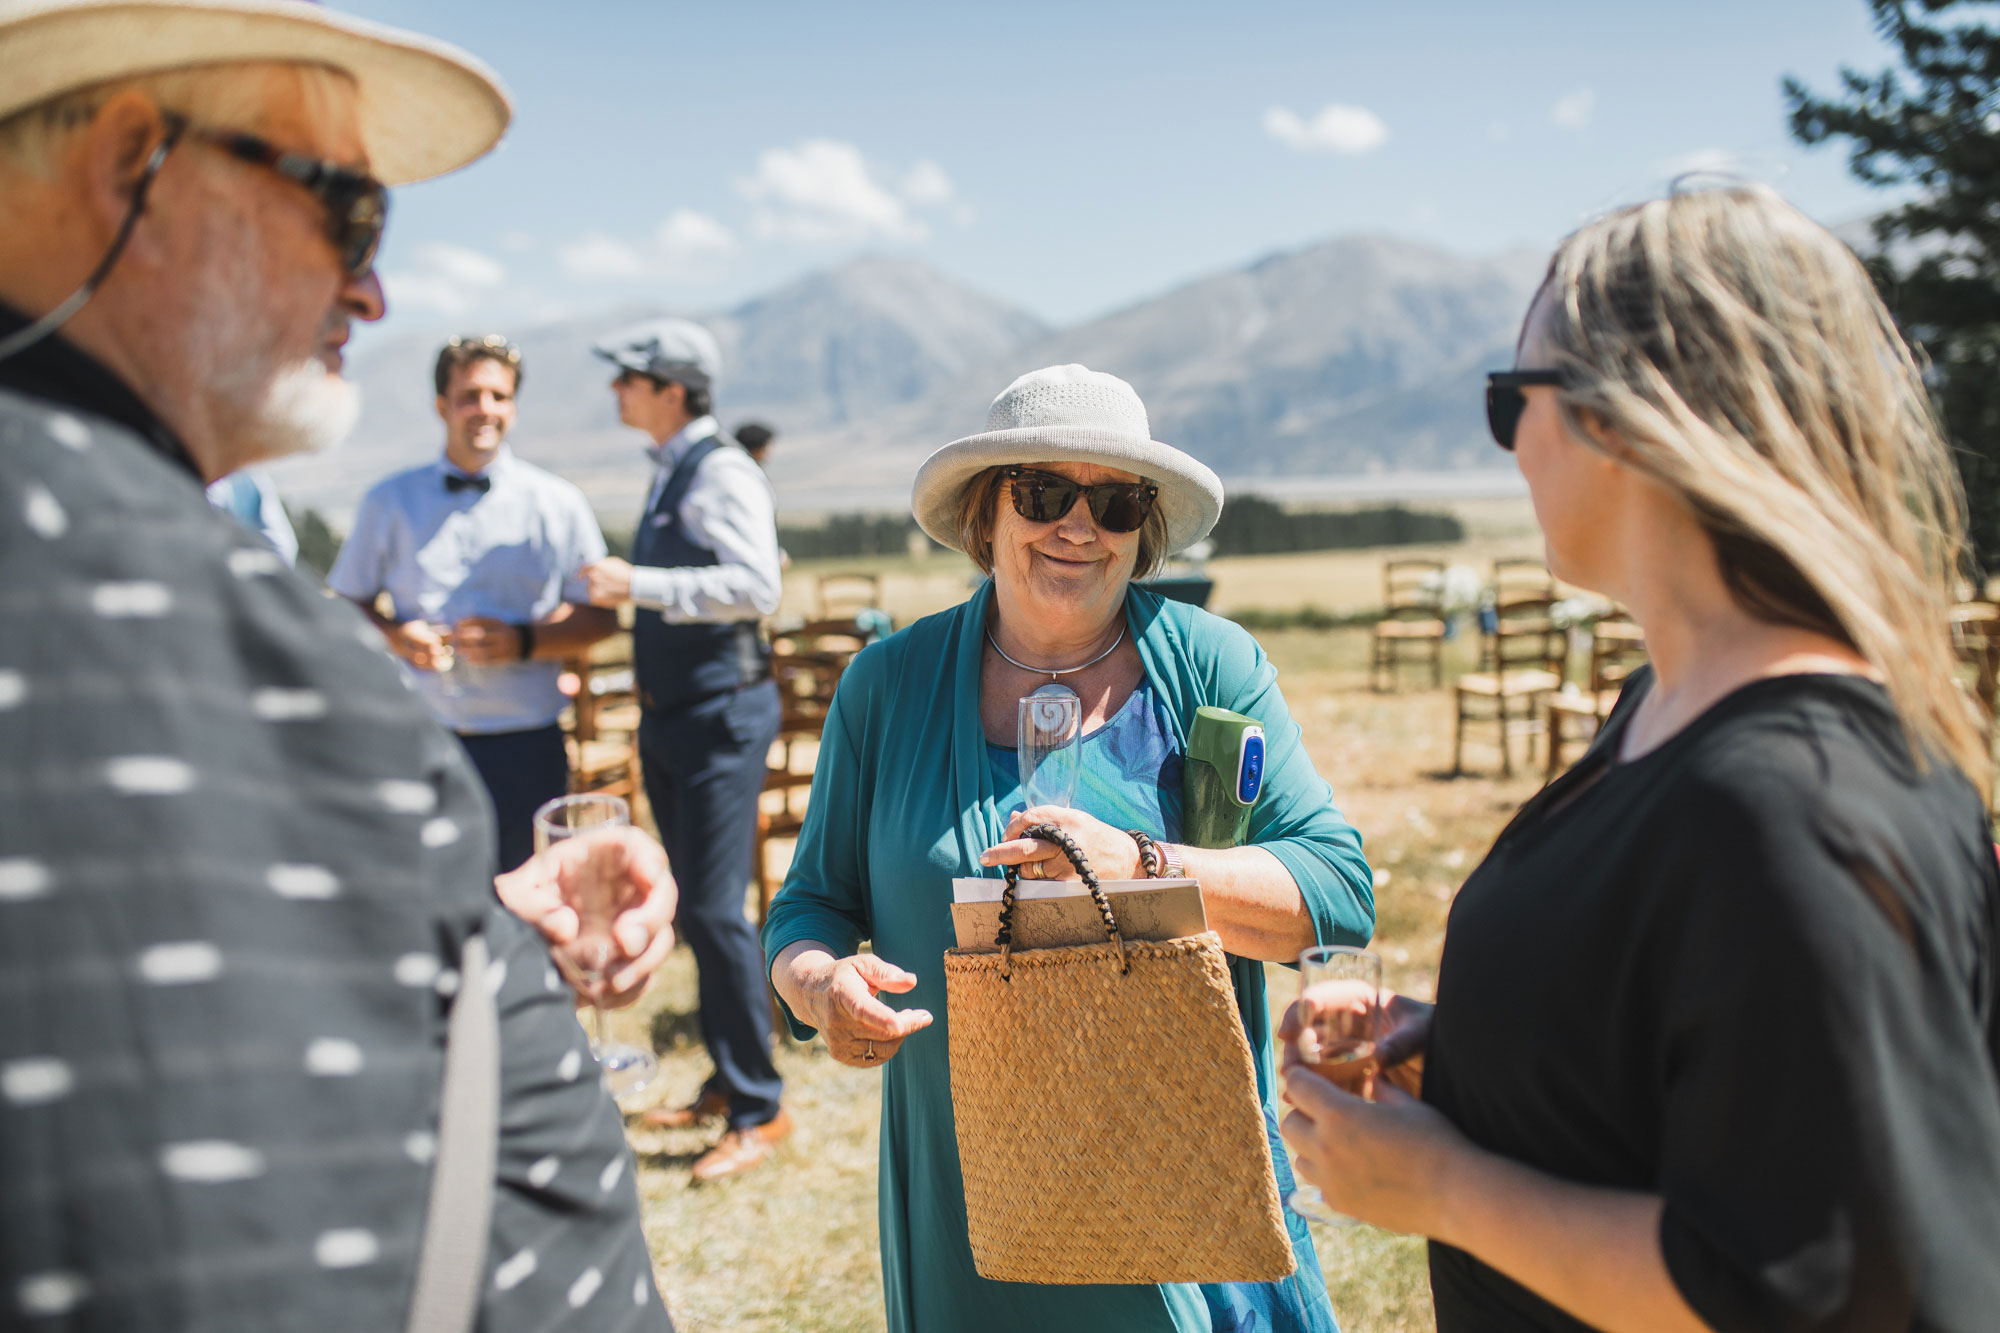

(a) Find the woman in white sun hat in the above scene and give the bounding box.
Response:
[763,364,1375,1332]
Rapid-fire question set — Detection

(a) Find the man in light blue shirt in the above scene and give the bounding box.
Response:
[330,335,617,868]
[206,467,299,565]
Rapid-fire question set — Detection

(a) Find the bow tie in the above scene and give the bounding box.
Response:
[444,473,491,495]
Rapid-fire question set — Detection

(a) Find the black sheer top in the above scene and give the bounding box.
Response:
[1425,667,2000,1331]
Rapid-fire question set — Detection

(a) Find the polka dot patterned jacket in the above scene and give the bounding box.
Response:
[0,344,674,1333]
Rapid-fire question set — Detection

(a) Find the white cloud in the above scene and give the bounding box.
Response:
[380,243,505,316]
[1487,121,1512,143]
[1263,104,1389,155]
[656,209,740,266]
[738,139,924,241]
[1552,88,1595,130]
[901,159,956,206]
[558,210,738,282]
[558,233,652,280]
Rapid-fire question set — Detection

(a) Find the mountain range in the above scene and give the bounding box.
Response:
[268,238,1547,525]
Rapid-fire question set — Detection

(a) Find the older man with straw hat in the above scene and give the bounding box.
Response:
[0,3,676,1330]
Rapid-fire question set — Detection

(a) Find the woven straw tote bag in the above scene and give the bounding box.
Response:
[943,824,1295,1285]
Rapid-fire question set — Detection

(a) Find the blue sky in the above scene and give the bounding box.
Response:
[341,0,1910,343]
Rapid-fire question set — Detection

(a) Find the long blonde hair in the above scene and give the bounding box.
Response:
[1538,183,1988,789]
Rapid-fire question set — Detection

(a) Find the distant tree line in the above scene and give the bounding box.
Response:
[777,514,943,561]
[1206,496,1462,556]
[286,505,343,577]
[287,497,1466,574]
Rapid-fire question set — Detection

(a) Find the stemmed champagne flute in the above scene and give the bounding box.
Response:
[1285,945,1382,1226]
[1018,683,1082,810]
[532,794,658,1100]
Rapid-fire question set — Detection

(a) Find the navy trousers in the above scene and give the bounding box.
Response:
[457,723,570,873]
[639,680,784,1128]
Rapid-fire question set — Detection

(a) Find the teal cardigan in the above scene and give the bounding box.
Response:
[760,580,1375,1333]
[764,579,1373,1017]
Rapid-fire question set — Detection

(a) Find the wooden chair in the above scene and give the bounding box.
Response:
[816,572,882,620]
[562,638,640,803]
[1371,558,1446,691]
[1544,617,1648,781]
[752,652,847,923]
[1492,557,1555,601]
[775,619,872,659]
[1477,560,1559,669]
[1454,595,1570,777]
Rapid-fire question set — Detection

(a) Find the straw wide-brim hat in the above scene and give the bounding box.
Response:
[0,0,510,185]
[912,364,1224,556]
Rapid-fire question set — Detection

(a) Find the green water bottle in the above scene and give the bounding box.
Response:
[1183,706,1266,848]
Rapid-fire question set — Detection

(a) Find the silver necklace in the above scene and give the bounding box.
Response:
[986,624,1126,681]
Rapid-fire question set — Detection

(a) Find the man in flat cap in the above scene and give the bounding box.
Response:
[0,2,675,1329]
[578,320,791,1180]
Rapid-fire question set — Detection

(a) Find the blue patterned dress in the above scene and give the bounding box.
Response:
[987,681,1340,1333]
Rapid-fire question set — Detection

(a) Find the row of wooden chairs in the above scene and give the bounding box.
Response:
[1374,558,1557,692]
[556,570,888,928]
[1463,596,2000,783]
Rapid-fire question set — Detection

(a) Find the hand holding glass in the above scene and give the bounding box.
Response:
[532,794,657,1100]
[1286,945,1381,1226]
[423,618,461,695]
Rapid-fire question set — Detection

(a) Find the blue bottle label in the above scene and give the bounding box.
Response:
[1237,732,1265,804]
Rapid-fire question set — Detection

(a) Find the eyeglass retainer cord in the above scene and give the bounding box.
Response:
[0,121,184,365]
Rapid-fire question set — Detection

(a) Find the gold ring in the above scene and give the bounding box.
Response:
[863,1041,878,1062]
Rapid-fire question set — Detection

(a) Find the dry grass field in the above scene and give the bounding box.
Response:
[619,506,1557,1333]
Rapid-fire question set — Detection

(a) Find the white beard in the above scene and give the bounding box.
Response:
[178,209,362,465]
[246,361,362,459]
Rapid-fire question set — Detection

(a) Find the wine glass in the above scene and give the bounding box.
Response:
[1285,945,1381,1226]
[423,618,462,696]
[532,794,658,1100]
[1017,683,1082,809]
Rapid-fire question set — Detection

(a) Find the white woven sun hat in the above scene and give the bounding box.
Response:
[0,0,510,185]
[912,364,1223,555]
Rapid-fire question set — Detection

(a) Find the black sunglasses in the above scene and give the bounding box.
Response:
[1485,370,1565,452]
[1003,466,1159,534]
[447,333,521,362]
[166,115,389,279]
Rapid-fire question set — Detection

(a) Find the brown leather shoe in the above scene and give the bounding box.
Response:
[638,1087,728,1130]
[690,1109,792,1183]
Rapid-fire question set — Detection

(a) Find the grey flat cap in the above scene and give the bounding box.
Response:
[592,317,721,392]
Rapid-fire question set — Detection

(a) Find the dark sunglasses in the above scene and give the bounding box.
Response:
[166,115,389,279]
[447,333,521,362]
[1485,370,1565,452]
[1003,466,1159,534]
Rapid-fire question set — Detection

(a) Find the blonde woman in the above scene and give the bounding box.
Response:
[1278,185,2000,1332]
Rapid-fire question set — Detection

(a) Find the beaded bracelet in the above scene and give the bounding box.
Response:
[1125,828,1164,878]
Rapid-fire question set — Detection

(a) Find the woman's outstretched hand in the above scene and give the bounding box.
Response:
[787,951,933,1068]
[979,805,1148,881]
